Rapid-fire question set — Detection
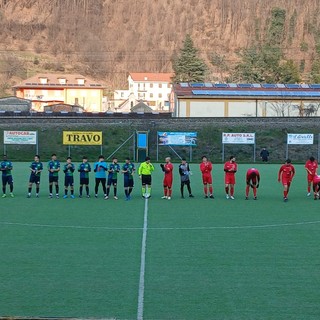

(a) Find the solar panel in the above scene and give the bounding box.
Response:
[262,84,277,89]
[228,83,237,88]
[238,84,253,88]
[180,83,189,87]
[204,83,213,87]
[300,84,310,89]
[190,83,205,87]
[276,84,286,88]
[285,84,301,89]
[310,84,320,89]
[252,84,261,88]
[191,90,320,97]
[214,83,228,88]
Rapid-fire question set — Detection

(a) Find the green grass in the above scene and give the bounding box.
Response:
[1,163,320,319]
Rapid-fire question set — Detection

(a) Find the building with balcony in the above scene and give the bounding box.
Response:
[13,74,105,112]
[112,72,173,112]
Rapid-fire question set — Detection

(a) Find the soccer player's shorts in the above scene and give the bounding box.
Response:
[248,177,257,185]
[107,178,117,186]
[80,178,89,185]
[225,174,235,185]
[308,174,315,183]
[124,177,134,188]
[163,177,173,188]
[282,179,291,186]
[141,174,152,186]
[29,175,40,184]
[49,176,59,183]
[2,175,13,185]
[202,174,212,185]
[64,176,74,187]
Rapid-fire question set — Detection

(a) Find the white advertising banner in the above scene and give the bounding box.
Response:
[222,132,255,144]
[4,131,37,145]
[287,133,314,145]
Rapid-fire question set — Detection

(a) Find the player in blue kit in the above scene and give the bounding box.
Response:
[78,156,91,198]
[122,157,135,200]
[106,157,120,200]
[27,155,43,198]
[48,153,60,199]
[1,154,14,198]
[63,156,75,199]
[93,155,108,198]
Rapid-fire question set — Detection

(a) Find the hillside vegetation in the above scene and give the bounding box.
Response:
[0,0,320,94]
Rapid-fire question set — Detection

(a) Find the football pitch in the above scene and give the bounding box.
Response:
[1,162,320,320]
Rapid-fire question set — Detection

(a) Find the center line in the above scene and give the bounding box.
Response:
[137,195,149,320]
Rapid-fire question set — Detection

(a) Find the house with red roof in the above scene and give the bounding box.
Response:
[112,72,173,112]
[13,74,105,112]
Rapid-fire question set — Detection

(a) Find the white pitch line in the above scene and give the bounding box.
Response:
[1,220,320,231]
[137,195,149,320]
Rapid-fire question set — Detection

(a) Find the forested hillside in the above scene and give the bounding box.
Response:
[0,0,320,95]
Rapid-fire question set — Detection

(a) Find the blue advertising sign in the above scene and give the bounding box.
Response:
[137,132,148,148]
[158,132,197,146]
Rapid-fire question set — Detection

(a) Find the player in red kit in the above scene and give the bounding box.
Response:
[160,157,173,200]
[312,174,320,200]
[245,168,260,200]
[278,159,295,202]
[305,156,318,196]
[200,156,214,198]
[224,155,237,200]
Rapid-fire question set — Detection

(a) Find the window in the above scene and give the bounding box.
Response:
[58,78,66,85]
[150,93,154,98]
[39,77,48,84]
[158,93,162,98]
[158,83,162,88]
[150,83,153,88]
[77,78,85,85]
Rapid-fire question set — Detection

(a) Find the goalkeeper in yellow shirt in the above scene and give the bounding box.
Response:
[138,156,155,198]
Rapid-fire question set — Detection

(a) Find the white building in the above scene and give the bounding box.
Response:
[112,73,173,112]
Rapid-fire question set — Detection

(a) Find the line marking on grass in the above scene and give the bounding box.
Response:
[137,196,149,320]
[1,220,320,231]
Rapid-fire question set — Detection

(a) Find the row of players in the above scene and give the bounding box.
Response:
[0,154,319,201]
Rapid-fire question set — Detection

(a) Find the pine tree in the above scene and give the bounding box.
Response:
[172,34,208,83]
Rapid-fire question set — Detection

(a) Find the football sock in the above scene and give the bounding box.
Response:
[2,187,5,194]
[79,186,83,195]
[85,186,89,195]
[28,187,32,193]
[203,186,207,195]
[114,187,117,196]
[55,185,59,194]
[129,187,133,194]
[253,187,257,197]
[284,190,288,197]
[36,187,39,194]
[308,186,311,193]
[142,187,146,195]
[125,189,128,197]
[246,185,249,197]
[164,188,167,196]
[168,189,172,196]
[187,184,192,195]
[180,185,184,197]
[71,189,74,195]
[106,187,110,196]
[209,186,213,194]
[148,187,152,195]
[10,184,13,192]
[65,189,68,195]
[230,187,234,196]
[49,185,53,193]
[225,186,229,194]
